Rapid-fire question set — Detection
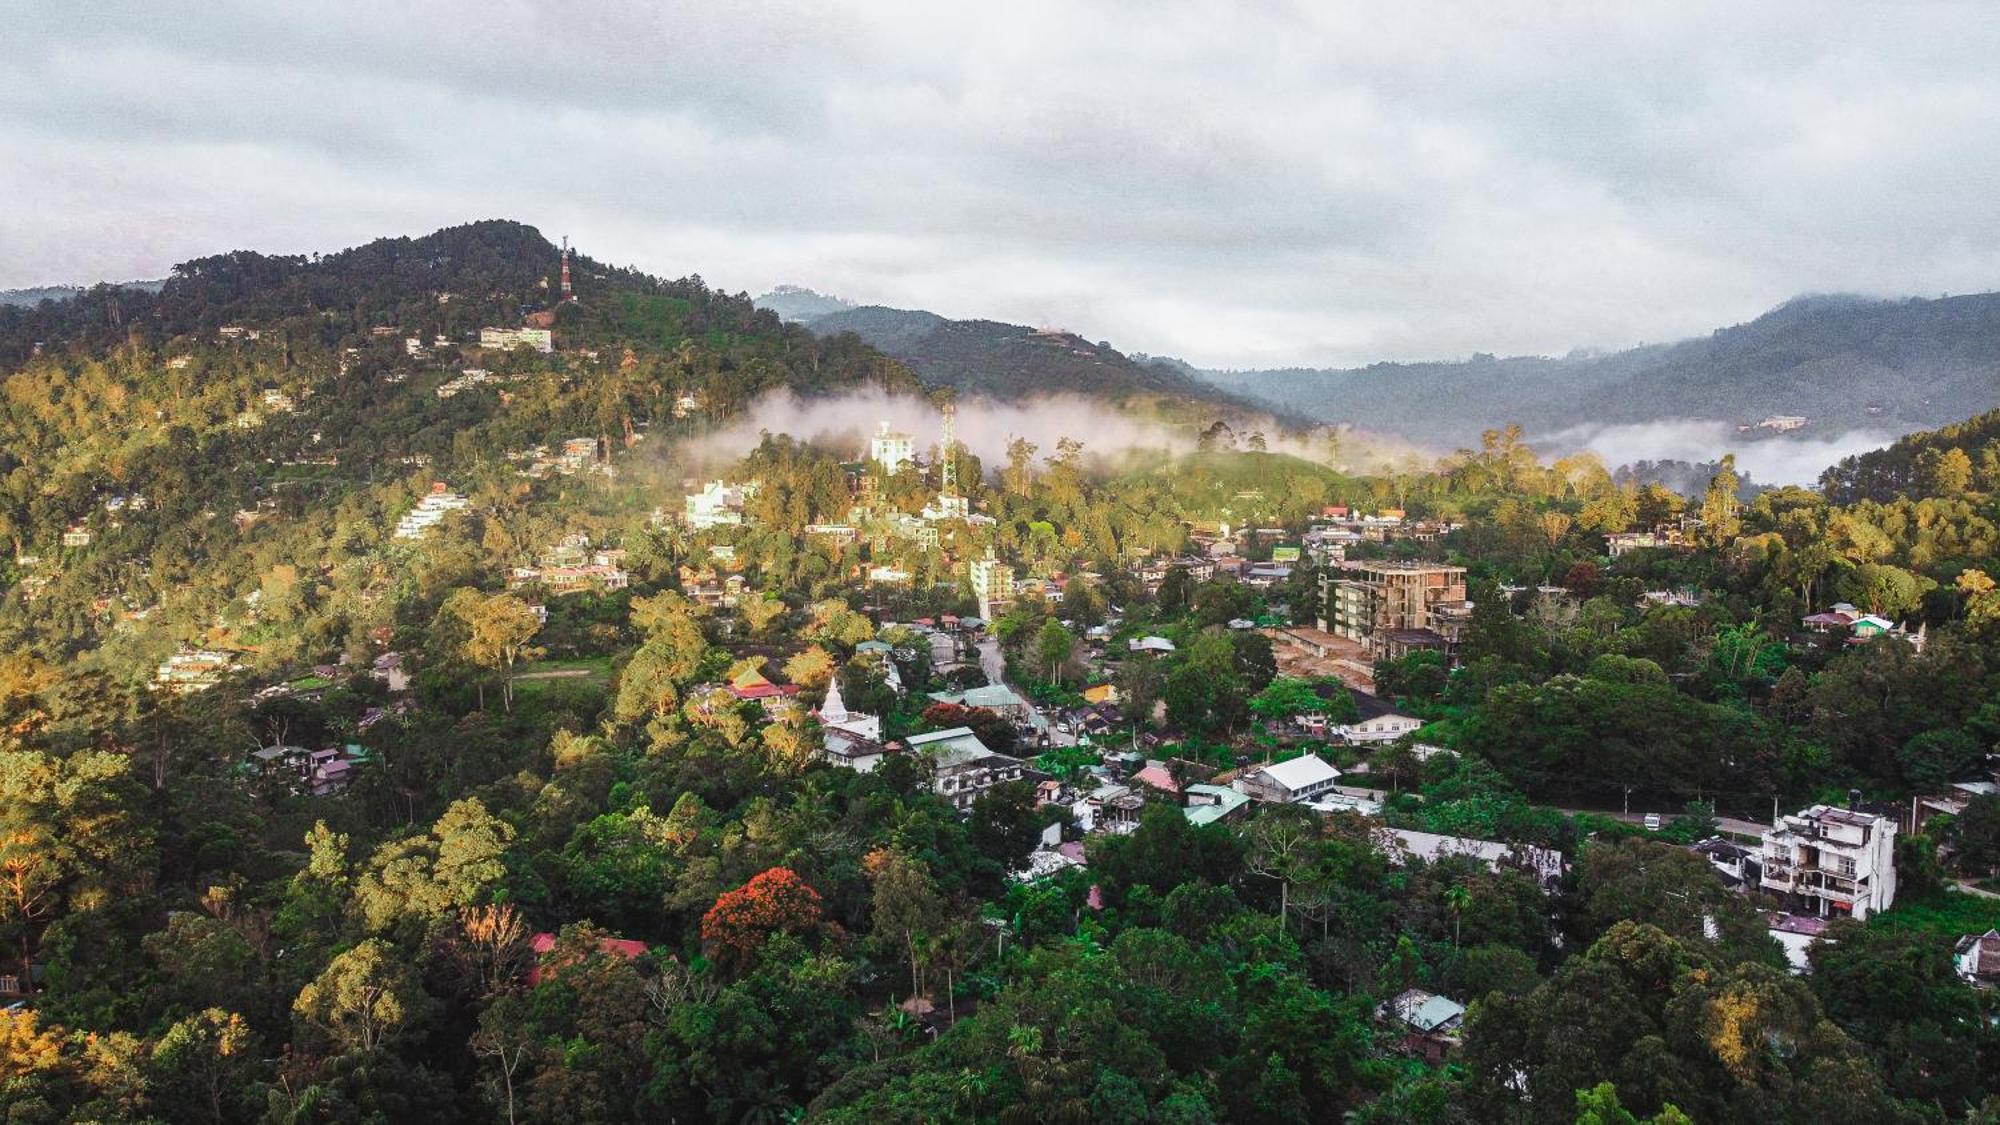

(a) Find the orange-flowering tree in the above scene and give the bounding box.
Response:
[700,867,824,973]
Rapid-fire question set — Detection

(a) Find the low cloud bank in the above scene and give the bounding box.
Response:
[1544,419,1894,487]
[683,386,1192,469]
[681,386,1430,475]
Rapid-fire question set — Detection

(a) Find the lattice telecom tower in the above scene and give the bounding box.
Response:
[560,236,573,300]
[939,402,958,498]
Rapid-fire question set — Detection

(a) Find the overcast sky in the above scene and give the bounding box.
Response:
[6,3,2000,368]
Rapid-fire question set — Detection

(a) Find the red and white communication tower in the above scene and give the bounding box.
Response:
[560,236,574,300]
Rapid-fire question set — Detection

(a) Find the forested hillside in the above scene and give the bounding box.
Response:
[0,220,917,669]
[798,303,1292,424]
[1822,406,2000,503]
[1203,293,2000,446]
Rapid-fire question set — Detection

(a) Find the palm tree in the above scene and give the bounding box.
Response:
[1444,884,1472,949]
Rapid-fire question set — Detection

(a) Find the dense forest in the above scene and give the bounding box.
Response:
[0,223,1995,1123]
[1821,406,2000,504]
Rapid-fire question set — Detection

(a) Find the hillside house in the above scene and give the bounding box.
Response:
[908,727,1026,813]
[395,483,470,540]
[1760,802,1899,920]
[370,652,410,693]
[1183,783,1251,827]
[526,931,647,986]
[1073,782,1146,834]
[510,537,630,594]
[927,683,1031,724]
[868,421,915,473]
[1332,691,1424,744]
[1605,530,1691,558]
[1380,988,1466,1063]
[1235,753,1342,804]
[1691,837,1760,889]
[1768,913,1832,974]
[1954,930,2000,987]
[684,481,753,530]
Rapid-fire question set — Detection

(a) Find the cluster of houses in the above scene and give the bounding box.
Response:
[437,368,498,398]
[248,742,373,797]
[1306,507,1456,554]
[509,533,630,595]
[155,648,242,693]
[511,437,612,479]
[1801,602,1927,651]
[1604,528,1693,558]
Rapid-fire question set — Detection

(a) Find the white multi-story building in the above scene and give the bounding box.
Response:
[869,421,915,474]
[395,483,471,540]
[683,481,752,530]
[1760,803,1898,920]
[969,553,1013,620]
[479,327,554,353]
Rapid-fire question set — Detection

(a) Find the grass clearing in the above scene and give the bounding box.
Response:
[1868,888,2000,943]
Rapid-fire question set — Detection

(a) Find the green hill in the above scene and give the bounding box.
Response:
[1820,405,2000,502]
[0,220,918,664]
[801,303,1295,424]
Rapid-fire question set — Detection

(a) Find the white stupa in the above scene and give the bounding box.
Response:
[818,676,881,742]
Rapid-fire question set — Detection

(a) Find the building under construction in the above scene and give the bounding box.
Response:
[1321,560,1468,658]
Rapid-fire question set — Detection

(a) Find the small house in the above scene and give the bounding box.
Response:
[1380,988,1466,1063]
[1954,930,2000,988]
[1235,753,1342,804]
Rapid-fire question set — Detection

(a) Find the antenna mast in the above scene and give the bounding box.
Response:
[939,402,958,498]
[560,236,573,300]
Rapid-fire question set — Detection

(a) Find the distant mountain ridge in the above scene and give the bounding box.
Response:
[1199,292,2000,447]
[767,297,1290,422]
[0,279,165,307]
[755,285,855,323]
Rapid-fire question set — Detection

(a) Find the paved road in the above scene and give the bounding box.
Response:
[975,636,1006,685]
[1339,773,1769,836]
[972,635,1080,748]
[1550,805,1770,837]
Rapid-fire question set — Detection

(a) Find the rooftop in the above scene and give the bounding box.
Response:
[1349,690,1414,722]
[906,726,1007,769]
[1386,988,1466,1033]
[1183,784,1250,827]
[1257,753,1340,791]
[928,683,1026,710]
